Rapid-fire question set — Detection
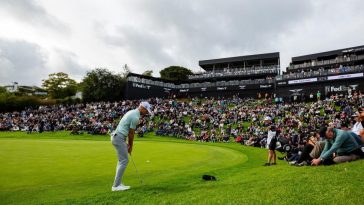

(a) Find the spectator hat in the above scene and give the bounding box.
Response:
[318,126,328,138]
[351,112,359,117]
[140,101,153,115]
[264,116,272,121]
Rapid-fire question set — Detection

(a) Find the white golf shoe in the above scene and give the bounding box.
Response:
[121,184,131,189]
[111,184,130,191]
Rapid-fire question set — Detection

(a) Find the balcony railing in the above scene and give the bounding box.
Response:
[188,66,279,80]
[276,65,364,81]
[288,54,364,70]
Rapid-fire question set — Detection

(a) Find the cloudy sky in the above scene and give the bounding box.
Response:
[0,0,363,86]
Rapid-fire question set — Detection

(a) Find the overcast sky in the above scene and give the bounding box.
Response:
[0,0,363,86]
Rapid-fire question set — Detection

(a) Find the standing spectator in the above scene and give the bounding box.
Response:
[316,91,321,101]
[264,117,277,166]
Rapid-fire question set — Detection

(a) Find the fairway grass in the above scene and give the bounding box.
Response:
[0,132,363,205]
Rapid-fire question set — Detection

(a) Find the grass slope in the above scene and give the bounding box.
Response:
[0,132,363,205]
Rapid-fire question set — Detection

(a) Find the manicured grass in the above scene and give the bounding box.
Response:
[0,131,363,205]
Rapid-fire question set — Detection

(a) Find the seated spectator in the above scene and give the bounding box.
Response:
[235,135,243,144]
[290,134,319,166]
[311,127,363,166]
[351,108,364,135]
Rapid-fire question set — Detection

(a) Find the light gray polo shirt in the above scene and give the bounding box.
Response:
[115,109,140,137]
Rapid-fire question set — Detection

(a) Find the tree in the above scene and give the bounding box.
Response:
[42,72,77,99]
[81,68,126,102]
[0,86,7,94]
[160,66,193,81]
[142,70,153,77]
[121,64,131,78]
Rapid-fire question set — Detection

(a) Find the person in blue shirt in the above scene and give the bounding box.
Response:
[110,101,152,191]
[311,127,363,166]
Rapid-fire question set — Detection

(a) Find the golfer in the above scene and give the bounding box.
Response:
[111,101,152,191]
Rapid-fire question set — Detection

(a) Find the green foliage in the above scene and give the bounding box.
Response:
[0,86,7,94]
[56,97,82,105]
[160,66,193,81]
[0,93,56,112]
[81,68,126,102]
[142,70,153,77]
[121,64,131,78]
[42,72,77,99]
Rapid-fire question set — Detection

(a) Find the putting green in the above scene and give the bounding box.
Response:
[0,138,247,204]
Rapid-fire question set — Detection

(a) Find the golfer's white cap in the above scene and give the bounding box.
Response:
[264,116,272,121]
[140,101,153,115]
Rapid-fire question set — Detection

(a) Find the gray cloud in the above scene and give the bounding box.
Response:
[0,0,69,32]
[97,0,314,74]
[49,49,88,81]
[1,0,364,83]
[0,39,87,86]
[95,23,178,69]
[0,39,47,85]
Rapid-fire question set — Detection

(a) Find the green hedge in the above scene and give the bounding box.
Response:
[0,93,59,112]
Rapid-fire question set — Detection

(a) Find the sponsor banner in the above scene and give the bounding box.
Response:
[132,83,151,89]
[325,84,359,93]
[278,81,287,85]
[34,91,48,95]
[288,78,317,85]
[180,84,274,92]
[289,89,303,96]
[260,84,272,88]
[327,73,363,80]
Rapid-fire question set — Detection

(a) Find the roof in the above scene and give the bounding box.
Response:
[199,52,280,71]
[292,45,364,63]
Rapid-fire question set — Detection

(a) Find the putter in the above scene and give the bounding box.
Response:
[129,154,144,185]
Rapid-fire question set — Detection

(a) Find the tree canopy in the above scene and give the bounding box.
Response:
[0,86,7,94]
[42,72,77,99]
[159,66,193,81]
[121,64,131,78]
[142,70,153,77]
[81,68,126,102]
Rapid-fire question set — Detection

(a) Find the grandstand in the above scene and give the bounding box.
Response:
[183,52,280,98]
[191,52,279,80]
[276,45,364,101]
[125,46,364,101]
[125,73,176,100]
[126,52,280,99]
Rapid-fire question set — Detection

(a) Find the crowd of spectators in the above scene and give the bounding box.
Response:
[188,65,279,80]
[0,101,140,135]
[281,64,364,80]
[1,94,363,165]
